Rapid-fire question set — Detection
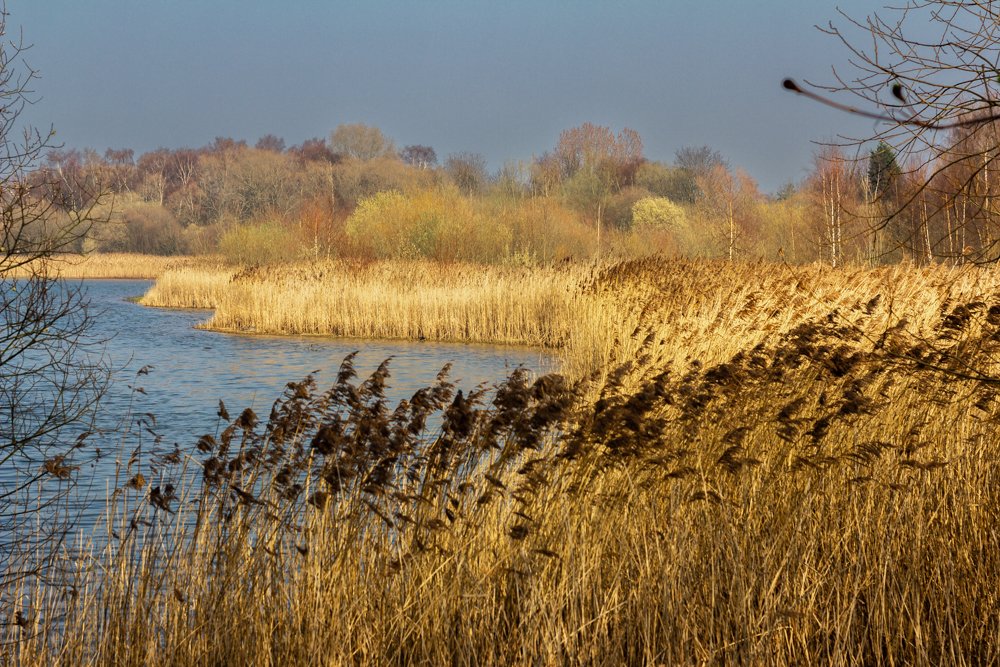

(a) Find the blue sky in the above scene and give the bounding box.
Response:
[11,1,881,192]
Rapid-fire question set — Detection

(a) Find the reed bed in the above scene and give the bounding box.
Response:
[7,253,216,279]
[140,262,233,309]
[142,260,596,347]
[140,256,1000,381]
[211,261,580,348]
[9,279,1000,664]
[9,257,1000,664]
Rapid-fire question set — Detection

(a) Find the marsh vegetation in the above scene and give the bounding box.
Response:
[4,255,999,665]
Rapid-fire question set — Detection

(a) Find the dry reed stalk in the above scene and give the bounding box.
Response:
[15,310,1000,665]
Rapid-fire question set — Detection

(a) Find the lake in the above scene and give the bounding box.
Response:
[3,279,556,535]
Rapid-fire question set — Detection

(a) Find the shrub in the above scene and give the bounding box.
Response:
[128,205,182,254]
[494,197,595,262]
[631,196,687,231]
[346,186,511,262]
[218,221,301,264]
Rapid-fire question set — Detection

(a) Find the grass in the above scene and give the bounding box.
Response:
[6,253,217,279]
[7,255,1000,664]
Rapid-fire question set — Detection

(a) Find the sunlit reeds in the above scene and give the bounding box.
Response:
[11,256,1000,664]
[6,253,216,280]
[139,255,1000,381]
[141,259,600,349]
[139,262,233,309]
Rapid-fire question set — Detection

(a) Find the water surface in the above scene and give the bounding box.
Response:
[88,280,554,442]
[4,279,556,532]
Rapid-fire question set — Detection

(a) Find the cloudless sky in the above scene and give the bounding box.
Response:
[11,0,884,193]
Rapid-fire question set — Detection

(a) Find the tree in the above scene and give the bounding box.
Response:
[867,141,901,204]
[675,145,727,178]
[445,152,488,195]
[329,123,396,161]
[635,161,700,204]
[255,134,286,153]
[494,160,530,200]
[103,148,136,193]
[331,156,435,209]
[928,121,1000,262]
[696,164,760,261]
[135,147,200,208]
[555,123,643,184]
[530,152,562,198]
[400,145,437,169]
[194,147,327,225]
[0,3,110,586]
[38,149,105,213]
[773,182,797,202]
[553,123,644,255]
[806,146,859,267]
[289,138,341,165]
[207,136,247,154]
[672,145,728,202]
[786,1,1000,262]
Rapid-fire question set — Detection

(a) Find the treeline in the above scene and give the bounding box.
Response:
[32,121,976,266]
[808,129,1000,266]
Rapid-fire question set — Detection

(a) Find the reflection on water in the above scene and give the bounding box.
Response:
[3,279,556,532]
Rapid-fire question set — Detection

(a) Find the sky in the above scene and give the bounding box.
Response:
[9,0,885,193]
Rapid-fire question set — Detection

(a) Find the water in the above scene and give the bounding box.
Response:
[3,279,556,534]
[86,280,554,441]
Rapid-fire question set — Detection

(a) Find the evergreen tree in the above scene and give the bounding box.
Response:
[867,141,901,202]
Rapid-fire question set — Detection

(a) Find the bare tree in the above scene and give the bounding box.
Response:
[445,152,488,195]
[329,123,396,161]
[695,164,760,261]
[806,147,859,267]
[255,134,286,153]
[785,1,1000,262]
[0,2,110,591]
[553,123,644,256]
[400,144,437,169]
[289,138,341,165]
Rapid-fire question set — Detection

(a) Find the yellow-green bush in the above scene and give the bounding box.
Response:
[218,221,301,264]
[346,186,512,262]
[631,195,687,231]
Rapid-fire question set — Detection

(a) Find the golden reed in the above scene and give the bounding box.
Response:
[13,258,1000,663]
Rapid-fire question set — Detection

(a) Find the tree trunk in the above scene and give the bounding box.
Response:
[596,200,603,260]
[727,199,735,262]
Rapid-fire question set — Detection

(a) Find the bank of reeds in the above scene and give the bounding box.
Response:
[7,253,217,279]
[139,261,233,309]
[10,269,1000,663]
[141,261,611,370]
[139,256,1000,381]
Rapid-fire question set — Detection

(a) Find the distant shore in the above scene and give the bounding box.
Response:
[6,252,216,279]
